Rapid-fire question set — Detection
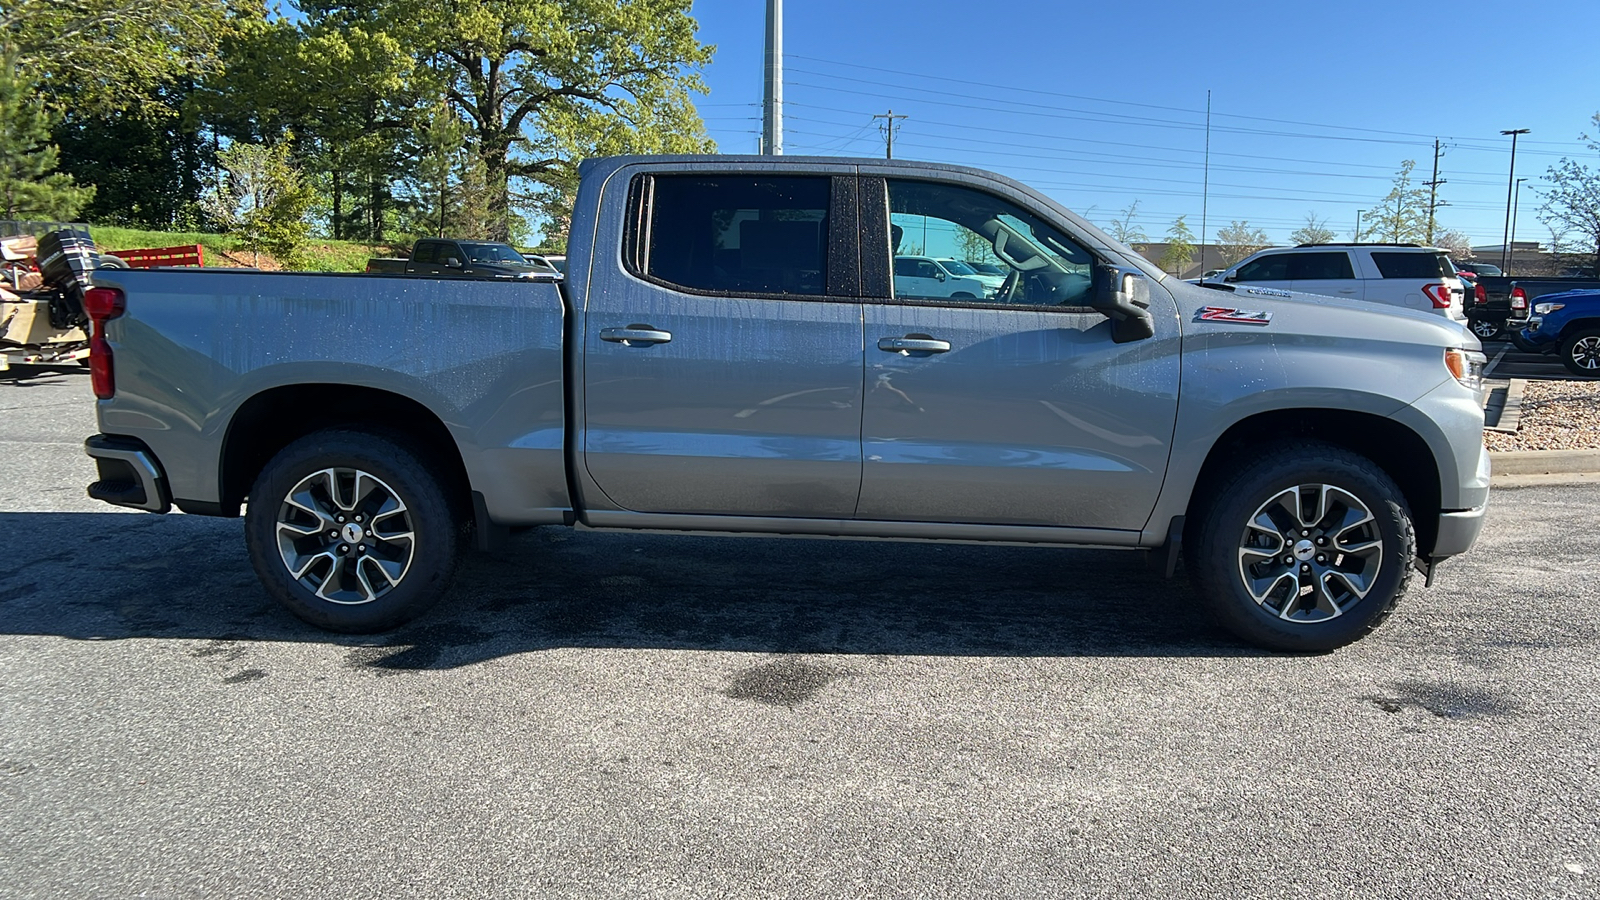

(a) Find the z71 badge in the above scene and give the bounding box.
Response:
[1197,306,1273,325]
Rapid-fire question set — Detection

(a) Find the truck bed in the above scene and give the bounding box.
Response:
[87,267,571,524]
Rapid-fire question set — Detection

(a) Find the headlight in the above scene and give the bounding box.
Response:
[1444,348,1486,392]
[1533,302,1565,315]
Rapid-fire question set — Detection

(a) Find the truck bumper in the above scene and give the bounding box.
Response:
[1431,444,1491,559]
[84,434,171,513]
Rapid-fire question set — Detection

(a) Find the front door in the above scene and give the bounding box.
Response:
[581,170,865,518]
[856,176,1181,531]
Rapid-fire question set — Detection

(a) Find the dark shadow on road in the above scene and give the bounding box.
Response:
[0,363,86,387]
[0,511,1260,670]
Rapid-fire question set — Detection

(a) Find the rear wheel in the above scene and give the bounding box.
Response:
[1560,328,1600,378]
[244,429,460,632]
[1187,442,1415,652]
[1470,318,1501,341]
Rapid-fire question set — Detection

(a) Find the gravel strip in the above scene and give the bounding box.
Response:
[1484,379,1600,451]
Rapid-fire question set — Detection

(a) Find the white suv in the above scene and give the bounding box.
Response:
[893,256,992,300]
[1206,244,1466,322]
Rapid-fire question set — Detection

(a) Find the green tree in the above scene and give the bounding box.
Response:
[1216,220,1270,266]
[52,81,210,229]
[1539,113,1600,276]
[0,57,95,220]
[203,139,314,268]
[1160,216,1195,275]
[309,0,716,242]
[1365,160,1430,243]
[1,0,226,116]
[1106,200,1146,246]
[1289,212,1337,246]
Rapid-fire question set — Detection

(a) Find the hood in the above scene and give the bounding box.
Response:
[1172,279,1479,351]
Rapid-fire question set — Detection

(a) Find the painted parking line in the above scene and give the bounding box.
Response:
[1485,346,1509,378]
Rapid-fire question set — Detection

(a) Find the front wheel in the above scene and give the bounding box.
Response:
[1187,442,1415,652]
[1561,329,1600,377]
[244,429,460,632]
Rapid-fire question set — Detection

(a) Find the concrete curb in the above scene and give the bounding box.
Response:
[1489,448,1600,476]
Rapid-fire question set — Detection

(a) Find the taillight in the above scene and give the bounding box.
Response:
[83,287,124,399]
[1422,283,1452,309]
[1510,286,1528,311]
[1475,283,1486,304]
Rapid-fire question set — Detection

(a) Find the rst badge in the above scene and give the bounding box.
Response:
[1197,306,1273,325]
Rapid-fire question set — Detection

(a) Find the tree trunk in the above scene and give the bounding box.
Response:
[331,169,343,241]
[483,146,510,243]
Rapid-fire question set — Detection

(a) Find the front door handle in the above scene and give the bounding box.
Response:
[878,336,951,354]
[600,325,673,346]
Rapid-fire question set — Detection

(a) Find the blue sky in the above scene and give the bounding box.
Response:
[686,0,1600,249]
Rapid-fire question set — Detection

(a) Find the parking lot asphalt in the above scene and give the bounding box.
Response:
[1484,340,1595,381]
[2,368,1598,899]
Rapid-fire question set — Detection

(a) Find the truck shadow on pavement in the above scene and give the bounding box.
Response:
[0,512,1257,669]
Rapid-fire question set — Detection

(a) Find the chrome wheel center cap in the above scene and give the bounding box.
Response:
[341,522,366,544]
[1293,539,1316,561]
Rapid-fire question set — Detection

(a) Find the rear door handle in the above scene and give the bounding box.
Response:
[878,336,951,353]
[600,325,673,346]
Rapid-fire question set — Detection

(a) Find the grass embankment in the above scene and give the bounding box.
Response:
[88,225,397,272]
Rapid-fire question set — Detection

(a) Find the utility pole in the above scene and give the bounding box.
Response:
[1200,90,1211,271]
[1500,128,1530,269]
[761,0,782,155]
[1424,138,1447,244]
[1355,209,1364,242]
[873,110,908,159]
[1509,176,1528,276]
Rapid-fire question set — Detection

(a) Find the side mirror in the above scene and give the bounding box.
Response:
[935,271,947,282]
[445,257,462,268]
[1089,264,1156,344]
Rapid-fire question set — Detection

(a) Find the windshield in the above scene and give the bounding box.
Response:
[939,259,978,275]
[465,243,528,265]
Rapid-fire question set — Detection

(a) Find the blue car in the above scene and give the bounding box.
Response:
[1518,287,1600,377]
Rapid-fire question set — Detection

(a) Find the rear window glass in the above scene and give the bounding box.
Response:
[1371,251,1451,279]
[632,175,829,297]
[412,242,436,264]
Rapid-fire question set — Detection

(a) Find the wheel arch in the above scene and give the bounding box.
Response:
[1558,317,1600,340]
[1184,408,1443,556]
[218,384,472,521]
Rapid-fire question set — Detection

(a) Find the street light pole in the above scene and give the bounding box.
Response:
[1509,176,1528,277]
[1500,128,1530,270]
[1355,210,1364,242]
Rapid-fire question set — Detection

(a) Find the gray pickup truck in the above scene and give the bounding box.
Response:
[79,155,1490,651]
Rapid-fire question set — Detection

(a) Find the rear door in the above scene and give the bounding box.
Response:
[580,166,866,518]
[855,174,1180,531]
[1288,250,1362,299]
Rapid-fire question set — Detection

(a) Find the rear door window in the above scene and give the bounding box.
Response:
[412,242,437,264]
[1288,252,1355,280]
[629,175,830,297]
[1371,252,1451,279]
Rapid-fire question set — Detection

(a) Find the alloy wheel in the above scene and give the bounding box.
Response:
[1570,336,1600,371]
[1236,484,1383,624]
[275,467,416,605]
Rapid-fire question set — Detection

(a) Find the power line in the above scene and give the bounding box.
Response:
[786,54,1593,150]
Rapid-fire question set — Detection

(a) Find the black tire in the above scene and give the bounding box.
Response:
[1185,441,1415,652]
[951,291,976,299]
[244,429,460,632]
[1508,330,1540,353]
[1559,328,1600,378]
